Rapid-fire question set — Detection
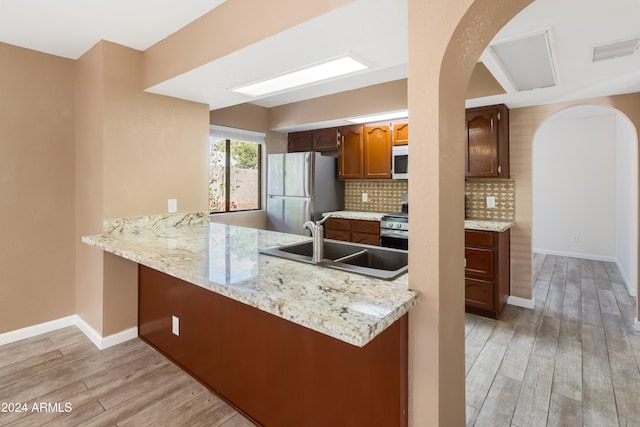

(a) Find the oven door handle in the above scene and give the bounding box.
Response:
[380,228,409,239]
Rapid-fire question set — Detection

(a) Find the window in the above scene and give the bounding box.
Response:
[209,126,264,213]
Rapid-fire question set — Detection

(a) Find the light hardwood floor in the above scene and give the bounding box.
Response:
[0,327,255,426]
[466,254,640,427]
[2,254,638,426]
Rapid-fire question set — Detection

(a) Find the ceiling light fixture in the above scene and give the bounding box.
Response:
[481,28,558,92]
[346,110,408,124]
[231,55,368,98]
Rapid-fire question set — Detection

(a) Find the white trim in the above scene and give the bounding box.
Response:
[635,317,640,332]
[533,248,617,263]
[209,125,266,144]
[0,315,137,350]
[507,295,535,309]
[615,259,637,297]
[0,315,78,346]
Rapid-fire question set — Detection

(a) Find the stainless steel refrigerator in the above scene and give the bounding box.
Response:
[267,152,344,236]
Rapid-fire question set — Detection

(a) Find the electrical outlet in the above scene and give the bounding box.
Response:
[172,315,180,336]
[486,196,496,209]
[362,192,368,202]
[168,199,177,213]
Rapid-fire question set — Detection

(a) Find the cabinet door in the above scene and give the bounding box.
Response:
[325,228,352,242]
[392,121,409,146]
[465,277,495,311]
[465,247,494,279]
[465,104,509,178]
[288,131,312,153]
[465,109,499,177]
[363,124,392,179]
[352,232,380,246]
[338,126,364,179]
[313,128,339,151]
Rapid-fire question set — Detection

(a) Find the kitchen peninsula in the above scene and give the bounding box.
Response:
[83,212,418,426]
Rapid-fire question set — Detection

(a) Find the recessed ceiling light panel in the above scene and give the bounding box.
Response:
[231,55,368,98]
[346,110,408,124]
[484,29,558,92]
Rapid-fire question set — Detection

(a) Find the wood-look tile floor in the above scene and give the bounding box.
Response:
[0,328,255,426]
[466,254,640,427]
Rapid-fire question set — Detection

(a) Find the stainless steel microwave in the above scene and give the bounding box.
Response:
[392,145,408,180]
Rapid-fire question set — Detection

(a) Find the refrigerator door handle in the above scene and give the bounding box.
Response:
[304,153,311,197]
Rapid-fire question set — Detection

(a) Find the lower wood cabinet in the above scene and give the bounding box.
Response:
[464,229,510,319]
[139,265,408,427]
[324,217,380,246]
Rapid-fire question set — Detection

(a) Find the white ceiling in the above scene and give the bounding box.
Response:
[1,0,639,125]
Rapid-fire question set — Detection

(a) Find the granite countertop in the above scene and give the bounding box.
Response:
[464,219,514,232]
[322,210,387,221]
[82,213,418,348]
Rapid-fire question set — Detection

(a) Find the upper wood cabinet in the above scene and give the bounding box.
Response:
[338,125,364,179]
[312,128,339,151]
[465,104,509,178]
[287,128,339,152]
[392,121,408,146]
[363,124,392,179]
[287,131,312,153]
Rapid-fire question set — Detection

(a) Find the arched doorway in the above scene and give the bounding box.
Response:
[533,105,638,301]
[407,0,533,425]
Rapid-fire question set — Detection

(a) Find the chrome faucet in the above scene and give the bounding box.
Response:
[303,214,332,263]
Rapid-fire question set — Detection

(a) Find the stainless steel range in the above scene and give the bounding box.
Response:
[380,202,408,250]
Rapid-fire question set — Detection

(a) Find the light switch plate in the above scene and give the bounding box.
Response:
[168,199,178,213]
[362,192,368,202]
[486,196,496,209]
[172,315,180,336]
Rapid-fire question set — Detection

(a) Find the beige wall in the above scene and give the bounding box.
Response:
[509,93,640,319]
[0,43,76,333]
[143,0,353,88]
[269,79,408,130]
[75,41,209,335]
[407,0,532,424]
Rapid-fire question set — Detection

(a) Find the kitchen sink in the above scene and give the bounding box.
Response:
[259,240,408,280]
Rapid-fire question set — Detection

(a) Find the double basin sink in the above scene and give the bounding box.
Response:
[260,240,408,280]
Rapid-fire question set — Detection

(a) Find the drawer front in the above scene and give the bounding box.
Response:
[325,217,352,231]
[325,228,351,242]
[465,277,495,311]
[352,219,380,234]
[465,247,494,279]
[465,230,494,247]
[352,232,380,246]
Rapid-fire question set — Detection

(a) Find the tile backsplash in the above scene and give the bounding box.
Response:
[344,179,408,213]
[465,178,515,221]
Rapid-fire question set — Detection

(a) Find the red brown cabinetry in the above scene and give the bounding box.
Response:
[363,124,392,179]
[288,128,339,152]
[464,229,510,318]
[465,104,509,178]
[392,121,409,146]
[139,265,407,426]
[338,125,364,179]
[324,217,380,246]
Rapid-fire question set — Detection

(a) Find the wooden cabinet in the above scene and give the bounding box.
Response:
[287,130,312,152]
[339,124,392,180]
[338,125,364,179]
[288,128,339,152]
[312,127,339,151]
[363,124,392,179]
[139,265,407,426]
[465,104,509,178]
[392,121,408,146]
[325,217,380,246]
[464,229,510,318]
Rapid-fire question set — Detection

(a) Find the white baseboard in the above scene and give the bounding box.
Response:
[507,296,535,309]
[533,248,617,263]
[0,315,137,350]
[0,315,78,347]
[615,260,637,297]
